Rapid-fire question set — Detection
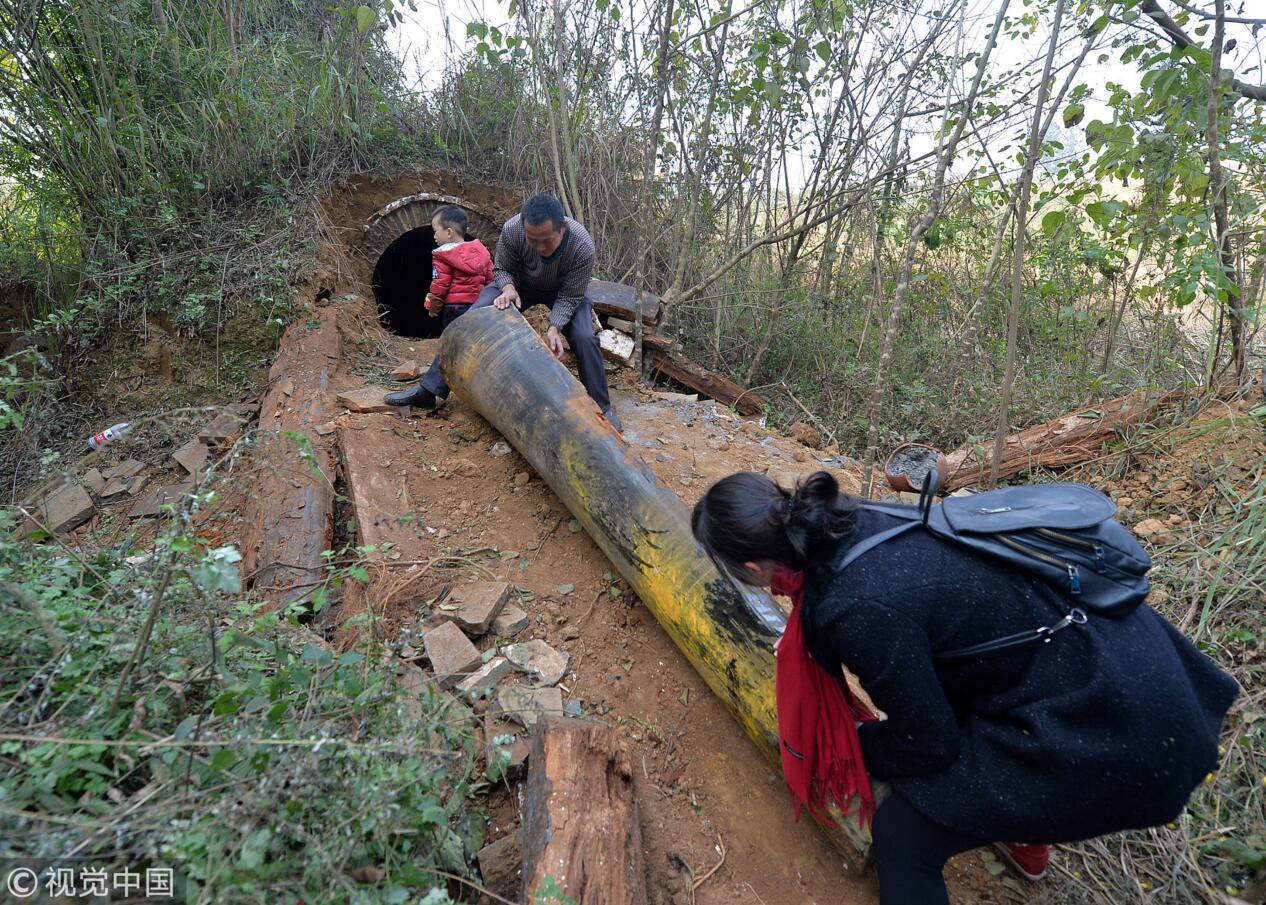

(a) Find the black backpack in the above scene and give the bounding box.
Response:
[838,470,1152,658]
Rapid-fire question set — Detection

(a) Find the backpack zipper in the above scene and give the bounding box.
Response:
[1034,527,1106,572]
[996,534,1082,596]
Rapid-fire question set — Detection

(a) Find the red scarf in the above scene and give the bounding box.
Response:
[772,565,877,828]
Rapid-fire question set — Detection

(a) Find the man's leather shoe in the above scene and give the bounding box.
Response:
[384,384,437,409]
[602,405,622,432]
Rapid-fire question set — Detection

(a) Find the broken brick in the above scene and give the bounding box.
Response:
[22,483,94,535]
[422,621,482,688]
[446,581,510,635]
[492,604,529,638]
[455,656,513,703]
[504,639,569,686]
[493,684,564,728]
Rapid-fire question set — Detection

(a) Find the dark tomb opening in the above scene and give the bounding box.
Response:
[372,226,441,338]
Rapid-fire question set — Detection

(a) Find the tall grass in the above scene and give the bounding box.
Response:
[0,0,413,226]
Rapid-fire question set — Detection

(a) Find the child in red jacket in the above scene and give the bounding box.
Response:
[425,205,493,317]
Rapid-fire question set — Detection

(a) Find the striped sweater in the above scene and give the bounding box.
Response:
[493,214,595,330]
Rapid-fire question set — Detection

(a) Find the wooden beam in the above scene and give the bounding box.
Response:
[588,280,661,326]
[646,346,767,416]
[239,307,340,611]
[521,718,647,904]
[943,388,1187,490]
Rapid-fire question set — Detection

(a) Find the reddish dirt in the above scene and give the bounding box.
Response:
[63,174,1032,904]
[298,176,1024,905]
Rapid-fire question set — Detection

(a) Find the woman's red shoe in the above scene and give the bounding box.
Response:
[996,843,1051,881]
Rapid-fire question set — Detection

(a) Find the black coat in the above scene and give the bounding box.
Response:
[801,506,1239,843]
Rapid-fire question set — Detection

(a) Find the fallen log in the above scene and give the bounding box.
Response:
[943,388,1187,491]
[521,717,647,904]
[645,345,767,416]
[588,279,661,326]
[441,306,873,864]
[240,307,340,611]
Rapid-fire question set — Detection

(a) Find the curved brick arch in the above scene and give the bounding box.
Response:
[361,193,503,264]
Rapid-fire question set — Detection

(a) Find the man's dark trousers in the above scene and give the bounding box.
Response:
[418,283,612,413]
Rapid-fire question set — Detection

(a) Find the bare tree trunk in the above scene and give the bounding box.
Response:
[634,0,676,375]
[745,230,807,384]
[859,0,1010,495]
[948,29,1095,396]
[665,13,731,326]
[989,0,1068,487]
[1207,0,1246,386]
[1099,231,1153,374]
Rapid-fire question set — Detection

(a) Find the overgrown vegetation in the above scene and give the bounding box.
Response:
[0,494,485,902]
[0,0,424,485]
[1,0,1263,901]
[1,1,494,901]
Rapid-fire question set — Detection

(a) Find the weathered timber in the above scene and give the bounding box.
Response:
[239,308,340,610]
[943,388,1187,490]
[440,307,873,863]
[598,328,635,367]
[588,279,661,325]
[645,345,767,416]
[334,417,432,647]
[521,718,647,904]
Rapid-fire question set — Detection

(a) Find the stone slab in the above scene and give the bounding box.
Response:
[83,468,107,495]
[23,483,94,535]
[128,483,192,518]
[493,684,564,729]
[492,604,530,638]
[455,656,513,703]
[423,620,482,688]
[197,411,246,444]
[337,386,408,414]
[477,831,524,900]
[392,360,421,381]
[102,459,144,481]
[101,472,145,498]
[172,439,210,480]
[504,639,569,686]
[446,581,510,635]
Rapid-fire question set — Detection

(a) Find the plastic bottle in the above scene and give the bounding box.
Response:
[87,422,133,450]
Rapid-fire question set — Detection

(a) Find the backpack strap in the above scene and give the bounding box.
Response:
[937,607,1087,660]
[835,520,922,572]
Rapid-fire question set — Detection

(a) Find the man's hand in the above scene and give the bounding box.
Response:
[493,284,521,310]
[546,326,565,359]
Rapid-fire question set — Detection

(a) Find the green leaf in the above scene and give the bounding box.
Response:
[190,546,242,595]
[1085,200,1123,229]
[238,827,272,869]
[1214,838,1266,872]
[355,5,375,33]
[568,519,582,533]
[814,40,831,64]
[209,749,236,771]
[1062,103,1084,128]
[1041,210,1068,237]
[556,583,575,595]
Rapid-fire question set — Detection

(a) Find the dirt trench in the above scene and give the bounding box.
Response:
[249,174,1017,905]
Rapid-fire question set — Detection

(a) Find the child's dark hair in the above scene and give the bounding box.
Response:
[433,205,468,235]
[691,471,857,582]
